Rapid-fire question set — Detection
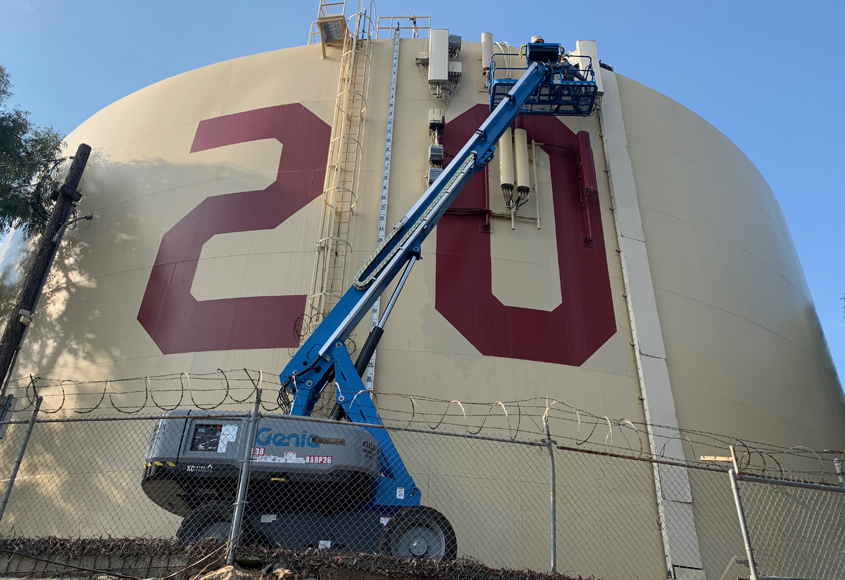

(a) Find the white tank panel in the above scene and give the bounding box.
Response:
[428,29,449,84]
[574,39,602,95]
[498,126,514,188]
[481,32,493,71]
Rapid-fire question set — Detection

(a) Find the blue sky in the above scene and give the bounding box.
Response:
[1,0,843,379]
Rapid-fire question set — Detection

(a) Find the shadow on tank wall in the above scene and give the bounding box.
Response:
[0,149,284,538]
[0,146,308,394]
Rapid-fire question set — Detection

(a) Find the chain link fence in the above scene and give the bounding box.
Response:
[734,474,845,580]
[0,387,842,580]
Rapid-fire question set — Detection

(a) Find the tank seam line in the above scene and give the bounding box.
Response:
[82,172,283,213]
[653,287,824,367]
[638,204,814,307]
[678,387,842,446]
[624,132,794,244]
[372,347,638,380]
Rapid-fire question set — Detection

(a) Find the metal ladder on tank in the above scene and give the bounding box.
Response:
[307,1,376,337]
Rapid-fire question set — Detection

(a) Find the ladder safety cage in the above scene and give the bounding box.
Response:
[307,0,378,333]
[489,45,598,117]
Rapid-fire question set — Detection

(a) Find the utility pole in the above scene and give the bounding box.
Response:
[0,143,92,397]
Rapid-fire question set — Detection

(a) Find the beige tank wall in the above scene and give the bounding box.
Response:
[615,73,845,451]
[0,40,667,577]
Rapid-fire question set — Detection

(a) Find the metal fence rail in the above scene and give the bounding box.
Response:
[0,391,841,580]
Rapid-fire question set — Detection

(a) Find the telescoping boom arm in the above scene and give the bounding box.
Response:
[279,43,597,507]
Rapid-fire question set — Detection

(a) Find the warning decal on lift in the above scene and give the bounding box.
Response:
[252,451,306,464]
[218,425,238,453]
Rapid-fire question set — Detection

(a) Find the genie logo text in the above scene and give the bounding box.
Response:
[255,428,321,448]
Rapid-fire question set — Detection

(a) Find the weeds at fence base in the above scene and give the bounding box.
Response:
[0,538,592,580]
[0,538,224,579]
[256,548,588,580]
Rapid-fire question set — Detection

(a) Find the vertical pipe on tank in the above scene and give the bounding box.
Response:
[577,131,596,243]
[531,141,541,229]
[578,132,598,194]
[482,32,494,86]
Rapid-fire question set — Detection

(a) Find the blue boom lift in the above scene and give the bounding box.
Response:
[143,41,598,560]
[277,42,597,555]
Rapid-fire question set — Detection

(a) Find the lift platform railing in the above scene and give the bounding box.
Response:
[489,53,598,116]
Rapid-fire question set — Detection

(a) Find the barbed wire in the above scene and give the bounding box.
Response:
[3,369,843,479]
[5,369,286,416]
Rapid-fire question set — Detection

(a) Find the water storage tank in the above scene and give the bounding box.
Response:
[0,30,842,579]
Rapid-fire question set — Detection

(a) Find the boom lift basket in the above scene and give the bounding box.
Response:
[489,45,598,116]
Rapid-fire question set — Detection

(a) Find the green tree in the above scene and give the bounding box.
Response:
[0,64,65,237]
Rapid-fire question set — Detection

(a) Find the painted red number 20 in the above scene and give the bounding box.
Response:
[138,104,615,366]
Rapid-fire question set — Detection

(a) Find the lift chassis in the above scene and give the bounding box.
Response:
[143,42,597,560]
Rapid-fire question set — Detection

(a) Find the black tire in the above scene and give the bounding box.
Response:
[177,504,236,546]
[380,506,457,561]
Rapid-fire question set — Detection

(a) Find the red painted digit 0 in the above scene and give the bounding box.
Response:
[435,105,615,366]
[137,104,330,354]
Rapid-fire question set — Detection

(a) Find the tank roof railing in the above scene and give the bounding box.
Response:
[376,15,431,39]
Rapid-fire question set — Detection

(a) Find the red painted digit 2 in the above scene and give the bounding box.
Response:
[137,104,331,354]
[436,105,616,366]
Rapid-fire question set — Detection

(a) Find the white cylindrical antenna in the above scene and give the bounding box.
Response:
[514,128,530,196]
[498,127,514,195]
[481,32,494,74]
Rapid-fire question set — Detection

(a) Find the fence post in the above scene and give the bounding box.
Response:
[834,458,845,487]
[728,468,759,580]
[0,395,42,526]
[227,388,262,565]
[546,439,557,574]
